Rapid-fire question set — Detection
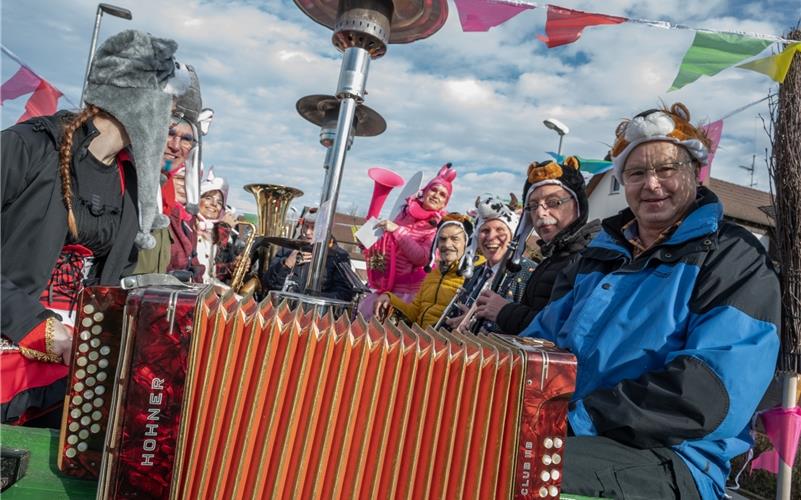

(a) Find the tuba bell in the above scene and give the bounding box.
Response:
[236,184,304,296]
[366,167,404,220]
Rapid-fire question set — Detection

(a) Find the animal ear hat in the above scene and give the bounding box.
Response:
[421,162,457,202]
[424,212,474,276]
[611,102,711,185]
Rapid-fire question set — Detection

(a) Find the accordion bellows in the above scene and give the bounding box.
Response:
[61,286,576,499]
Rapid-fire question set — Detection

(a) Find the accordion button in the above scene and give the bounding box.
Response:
[90,424,101,434]
[65,448,77,458]
[543,437,553,449]
[86,377,96,387]
[552,453,561,465]
[87,365,98,374]
[93,312,104,322]
[69,422,80,432]
[92,411,102,421]
[97,372,107,382]
[79,344,89,354]
[70,409,81,419]
[82,403,92,413]
[539,487,548,497]
[83,305,95,315]
[77,442,88,452]
[100,346,111,356]
[90,338,101,348]
[67,434,78,445]
[81,318,93,328]
[71,395,82,405]
[554,437,563,448]
[91,325,102,335]
[551,469,560,480]
[83,390,94,399]
[79,331,91,341]
[93,397,104,407]
[75,369,86,379]
[77,356,87,366]
[98,359,109,369]
[78,429,89,440]
[549,485,559,497]
[80,417,90,426]
[89,351,99,361]
[95,386,106,396]
[541,471,550,482]
[74,382,84,392]
[542,455,552,465]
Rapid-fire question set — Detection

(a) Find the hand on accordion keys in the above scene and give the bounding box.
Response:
[473,289,510,323]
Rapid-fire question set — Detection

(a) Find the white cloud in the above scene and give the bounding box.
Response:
[1,0,795,217]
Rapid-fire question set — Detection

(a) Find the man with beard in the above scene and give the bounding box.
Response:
[472,156,600,334]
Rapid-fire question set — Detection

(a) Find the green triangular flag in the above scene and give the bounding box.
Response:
[669,32,772,91]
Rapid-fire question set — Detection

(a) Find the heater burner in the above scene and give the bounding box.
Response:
[294,0,448,51]
[296,94,386,137]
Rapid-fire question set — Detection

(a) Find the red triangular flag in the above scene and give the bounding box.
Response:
[537,5,626,48]
[1,66,41,105]
[17,79,62,123]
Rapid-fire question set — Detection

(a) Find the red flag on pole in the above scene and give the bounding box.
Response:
[17,79,62,123]
[537,5,626,48]
[453,0,535,32]
[1,66,42,104]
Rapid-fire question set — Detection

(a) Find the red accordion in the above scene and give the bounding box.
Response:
[59,285,576,499]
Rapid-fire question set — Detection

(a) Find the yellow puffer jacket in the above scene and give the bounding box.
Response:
[388,256,485,329]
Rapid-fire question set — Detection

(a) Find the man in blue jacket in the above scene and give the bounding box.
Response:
[520,103,779,499]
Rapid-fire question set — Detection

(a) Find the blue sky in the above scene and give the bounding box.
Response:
[2,0,799,216]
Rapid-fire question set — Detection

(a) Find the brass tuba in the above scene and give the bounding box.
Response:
[236,184,304,296]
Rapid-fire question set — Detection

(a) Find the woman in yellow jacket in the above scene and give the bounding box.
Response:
[374,214,474,328]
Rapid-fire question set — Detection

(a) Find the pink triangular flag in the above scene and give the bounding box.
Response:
[760,406,801,468]
[751,449,780,474]
[454,0,535,32]
[17,79,62,123]
[699,120,724,184]
[1,66,41,105]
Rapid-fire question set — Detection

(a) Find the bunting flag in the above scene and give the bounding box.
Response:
[698,120,723,184]
[0,66,42,104]
[737,42,801,83]
[1,45,66,123]
[669,32,772,91]
[536,5,626,48]
[17,79,62,123]
[453,0,535,32]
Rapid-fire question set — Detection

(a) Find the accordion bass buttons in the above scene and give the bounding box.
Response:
[553,437,563,448]
[549,485,559,497]
[540,471,550,482]
[543,437,554,449]
[539,487,549,497]
[542,454,552,466]
[551,453,561,465]
[550,469,560,480]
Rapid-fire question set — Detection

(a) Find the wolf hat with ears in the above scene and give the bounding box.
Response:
[83,29,191,249]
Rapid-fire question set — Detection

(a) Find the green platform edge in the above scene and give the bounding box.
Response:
[1,424,602,499]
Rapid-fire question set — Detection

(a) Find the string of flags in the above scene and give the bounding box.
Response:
[453,1,801,90]
[1,45,72,123]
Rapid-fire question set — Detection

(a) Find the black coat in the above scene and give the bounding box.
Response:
[262,243,356,303]
[1,113,139,342]
[496,219,600,335]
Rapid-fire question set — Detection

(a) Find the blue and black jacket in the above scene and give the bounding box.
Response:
[520,187,779,499]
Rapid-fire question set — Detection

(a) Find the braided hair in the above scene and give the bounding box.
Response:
[58,105,102,238]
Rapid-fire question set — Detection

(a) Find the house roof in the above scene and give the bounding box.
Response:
[586,172,774,228]
[707,177,774,229]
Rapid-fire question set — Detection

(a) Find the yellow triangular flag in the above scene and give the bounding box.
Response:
[737,42,801,83]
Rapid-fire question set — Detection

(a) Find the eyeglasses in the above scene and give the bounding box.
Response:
[168,127,197,149]
[525,195,573,212]
[622,160,693,185]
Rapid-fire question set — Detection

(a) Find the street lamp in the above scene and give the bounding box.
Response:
[79,3,133,108]
[543,117,570,157]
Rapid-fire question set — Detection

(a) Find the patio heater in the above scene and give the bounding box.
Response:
[293,0,448,295]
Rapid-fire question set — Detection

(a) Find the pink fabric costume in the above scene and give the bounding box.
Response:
[363,164,456,312]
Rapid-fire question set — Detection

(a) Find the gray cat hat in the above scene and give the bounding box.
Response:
[83,29,190,249]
